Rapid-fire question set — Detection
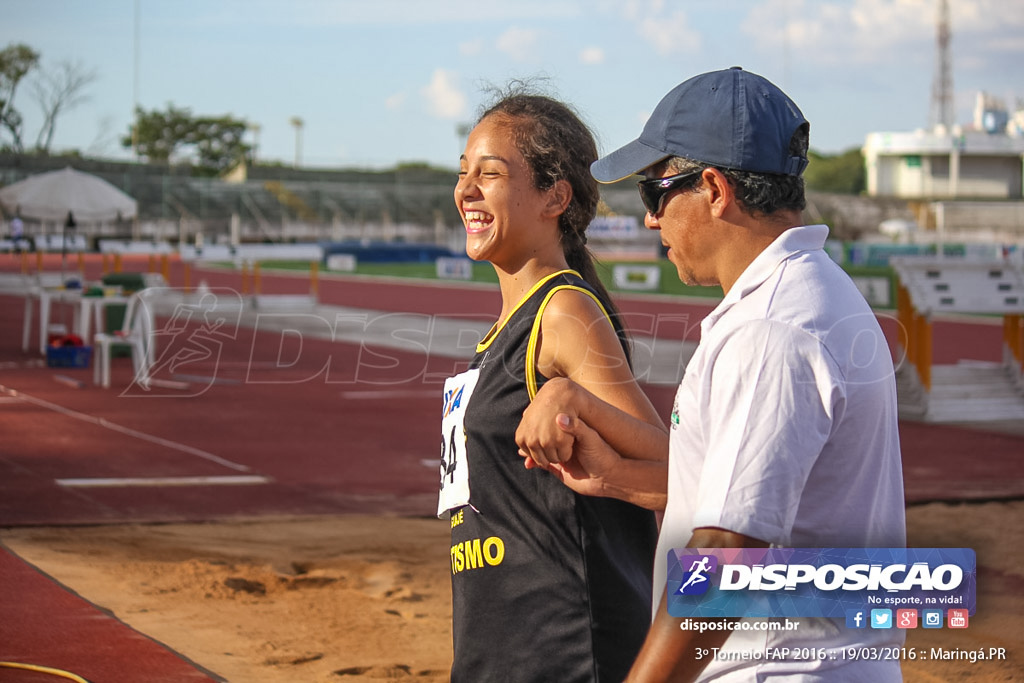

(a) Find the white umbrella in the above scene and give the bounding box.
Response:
[0,166,137,223]
[1,166,139,282]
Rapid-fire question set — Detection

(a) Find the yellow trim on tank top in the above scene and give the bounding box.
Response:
[475,269,578,353]
[526,284,612,401]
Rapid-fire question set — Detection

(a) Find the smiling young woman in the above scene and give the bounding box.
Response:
[440,87,666,682]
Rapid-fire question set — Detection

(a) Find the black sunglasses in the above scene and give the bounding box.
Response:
[636,170,703,215]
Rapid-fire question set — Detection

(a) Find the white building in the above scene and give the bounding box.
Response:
[863,93,1024,200]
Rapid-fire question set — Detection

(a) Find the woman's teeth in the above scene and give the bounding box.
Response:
[465,211,492,231]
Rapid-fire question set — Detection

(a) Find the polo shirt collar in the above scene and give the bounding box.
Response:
[702,224,830,331]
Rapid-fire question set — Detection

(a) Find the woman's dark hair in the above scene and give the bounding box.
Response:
[478,83,628,349]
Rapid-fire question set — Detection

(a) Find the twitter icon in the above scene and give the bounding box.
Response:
[871,609,893,629]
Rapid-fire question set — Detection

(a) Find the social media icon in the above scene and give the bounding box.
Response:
[922,609,943,628]
[845,609,866,629]
[870,609,892,629]
[948,609,969,629]
[896,609,918,628]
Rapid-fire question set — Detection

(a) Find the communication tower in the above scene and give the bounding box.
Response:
[930,0,954,131]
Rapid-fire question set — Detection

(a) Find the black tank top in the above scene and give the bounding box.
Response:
[444,270,657,682]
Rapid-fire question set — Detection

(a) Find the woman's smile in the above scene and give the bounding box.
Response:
[463,210,494,234]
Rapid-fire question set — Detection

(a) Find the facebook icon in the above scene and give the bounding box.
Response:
[845,609,866,629]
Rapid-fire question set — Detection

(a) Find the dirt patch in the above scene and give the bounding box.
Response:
[2,502,1022,681]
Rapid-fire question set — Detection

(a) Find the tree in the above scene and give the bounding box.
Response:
[125,105,251,176]
[0,43,40,153]
[804,147,866,195]
[31,59,98,153]
[191,115,250,175]
[123,104,194,162]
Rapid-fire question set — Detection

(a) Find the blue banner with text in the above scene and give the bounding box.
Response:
[666,548,975,619]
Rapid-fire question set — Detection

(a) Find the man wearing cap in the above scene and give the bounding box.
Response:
[516,67,905,681]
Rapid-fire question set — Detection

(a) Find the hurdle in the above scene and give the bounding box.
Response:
[892,256,1024,421]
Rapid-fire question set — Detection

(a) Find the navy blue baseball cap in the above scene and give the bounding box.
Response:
[591,67,809,183]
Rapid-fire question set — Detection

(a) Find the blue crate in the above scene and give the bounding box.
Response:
[46,346,93,368]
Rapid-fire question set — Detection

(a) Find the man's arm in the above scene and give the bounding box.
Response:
[627,527,769,682]
[517,376,668,467]
[536,411,668,510]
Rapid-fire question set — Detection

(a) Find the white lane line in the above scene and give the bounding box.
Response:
[339,389,437,399]
[0,384,252,473]
[57,475,272,488]
[170,374,241,385]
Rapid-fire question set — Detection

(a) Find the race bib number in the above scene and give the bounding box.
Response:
[437,368,480,517]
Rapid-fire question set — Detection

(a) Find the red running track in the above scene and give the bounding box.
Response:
[1,253,1022,682]
[1,252,1021,528]
[0,543,222,683]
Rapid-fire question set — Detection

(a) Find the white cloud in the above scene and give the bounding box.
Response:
[385,92,406,110]
[421,69,467,120]
[459,39,484,57]
[273,0,581,25]
[740,0,1024,77]
[955,0,1024,32]
[742,0,934,66]
[496,25,542,62]
[634,8,701,56]
[579,46,605,65]
[622,0,663,22]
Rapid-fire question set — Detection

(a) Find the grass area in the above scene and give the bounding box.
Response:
[593,260,724,299]
[258,258,722,298]
[254,258,896,305]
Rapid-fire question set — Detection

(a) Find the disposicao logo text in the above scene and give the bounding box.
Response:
[666,548,975,619]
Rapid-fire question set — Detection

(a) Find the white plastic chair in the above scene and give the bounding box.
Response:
[93,289,157,389]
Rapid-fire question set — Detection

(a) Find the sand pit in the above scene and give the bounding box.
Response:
[2,502,1022,682]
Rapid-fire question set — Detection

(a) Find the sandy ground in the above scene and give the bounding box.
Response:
[2,502,1023,683]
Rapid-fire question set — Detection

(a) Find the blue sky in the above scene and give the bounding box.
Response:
[3,0,1023,170]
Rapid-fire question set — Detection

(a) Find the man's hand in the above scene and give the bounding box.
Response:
[543,413,621,499]
[516,376,669,510]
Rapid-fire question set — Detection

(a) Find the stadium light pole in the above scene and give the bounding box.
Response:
[456,122,472,155]
[249,122,261,164]
[290,116,304,168]
[132,0,140,159]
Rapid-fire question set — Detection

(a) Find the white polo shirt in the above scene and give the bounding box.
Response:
[655,224,906,680]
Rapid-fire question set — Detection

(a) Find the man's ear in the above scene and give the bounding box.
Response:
[543,179,573,218]
[701,168,734,218]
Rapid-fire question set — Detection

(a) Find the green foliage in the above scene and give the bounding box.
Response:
[804,147,866,195]
[123,104,191,162]
[190,115,250,176]
[125,104,251,176]
[0,43,41,153]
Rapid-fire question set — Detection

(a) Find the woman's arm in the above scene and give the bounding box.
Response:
[515,288,669,506]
